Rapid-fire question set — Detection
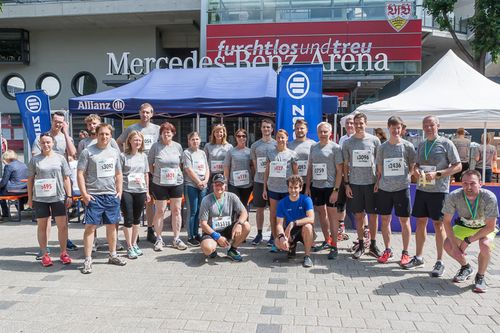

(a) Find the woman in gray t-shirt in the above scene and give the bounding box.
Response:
[204,124,233,179]
[27,133,73,267]
[183,131,209,246]
[224,128,254,208]
[120,130,150,259]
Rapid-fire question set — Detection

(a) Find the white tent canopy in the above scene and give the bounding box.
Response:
[349,50,500,129]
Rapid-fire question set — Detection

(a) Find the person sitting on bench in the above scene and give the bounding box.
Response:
[0,150,28,219]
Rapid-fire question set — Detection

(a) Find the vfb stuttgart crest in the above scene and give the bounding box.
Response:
[385,2,412,32]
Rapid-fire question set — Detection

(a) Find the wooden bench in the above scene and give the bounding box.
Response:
[0,193,28,222]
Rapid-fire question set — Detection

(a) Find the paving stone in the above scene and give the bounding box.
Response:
[0,301,18,310]
[266,290,287,299]
[40,275,64,282]
[256,323,282,333]
[269,278,288,285]
[261,306,283,315]
[18,287,44,295]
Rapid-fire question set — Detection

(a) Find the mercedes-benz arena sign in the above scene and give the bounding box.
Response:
[206,19,421,73]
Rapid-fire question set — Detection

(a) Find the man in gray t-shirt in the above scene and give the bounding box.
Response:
[77,123,125,274]
[403,115,462,276]
[199,174,250,261]
[442,170,498,293]
[288,119,316,179]
[32,111,76,158]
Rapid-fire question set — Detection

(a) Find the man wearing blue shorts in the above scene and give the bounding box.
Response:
[275,175,315,268]
[77,123,126,274]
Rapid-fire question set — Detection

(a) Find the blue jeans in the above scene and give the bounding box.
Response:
[185,185,207,239]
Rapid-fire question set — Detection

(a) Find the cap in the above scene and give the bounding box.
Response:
[212,174,226,184]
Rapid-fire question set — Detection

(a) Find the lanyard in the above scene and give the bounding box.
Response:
[463,192,480,220]
[424,139,437,160]
[213,193,224,217]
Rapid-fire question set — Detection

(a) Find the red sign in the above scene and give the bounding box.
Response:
[206,20,421,69]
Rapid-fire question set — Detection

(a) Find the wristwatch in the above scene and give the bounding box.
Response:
[464,237,471,244]
[436,171,442,177]
[332,187,339,192]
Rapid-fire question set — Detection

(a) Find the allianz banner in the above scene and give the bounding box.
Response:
[15,90,52,147]
[276,64,323,141]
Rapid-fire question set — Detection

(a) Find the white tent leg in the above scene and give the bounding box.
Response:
[333,114,338,143]
[196,113,200,132]
[483,124,487,182]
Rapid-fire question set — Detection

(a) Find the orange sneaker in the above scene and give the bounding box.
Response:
[60,252,72,265]
[377,249,393,264]
[400,252,411,266]
[41,253,53,267]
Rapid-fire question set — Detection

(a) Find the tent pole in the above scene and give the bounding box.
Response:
[333,114,338,143]
[196,113,200,132]
[483,123,487,182]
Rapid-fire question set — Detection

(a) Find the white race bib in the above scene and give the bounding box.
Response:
[313,163,327,180]
[297,160,308,177]
[97,158,115,178]
[34,178,57,197]
[127,173,146,190]
[160,167,178,185]
[269,161,287,178]
[212,216,232,231]
[210,160,224,173]
[257,157,267,173]
[383,157,405,176]
[143,135,154,150]
[233,170,250,186]
[352,150,372,167]
[420,165,436,185]
[193,159,206,177]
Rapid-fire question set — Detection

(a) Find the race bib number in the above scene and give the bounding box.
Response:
[160,167,178,185]
[233,170,250,186]
[127,173,146,190]
[313,163,327,180]
[297,160,308,177]
[420,165,436,185]
[269,161,287,178]
[143,135,154,150]
[212,216,231,231]
[97,158,115,178]
[34,179,57,197]
[194,159,206,177]
[383,157,405,176]
[352,150,372,167]
[210,161,224,173]
[257,157,267,173]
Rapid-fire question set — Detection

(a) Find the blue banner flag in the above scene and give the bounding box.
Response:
[15,90,52,147]
[276,64,323,141]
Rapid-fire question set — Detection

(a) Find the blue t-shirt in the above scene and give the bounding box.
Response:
[276,194,314,227]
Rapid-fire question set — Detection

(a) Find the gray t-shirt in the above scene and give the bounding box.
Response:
[117,122,160,154]
[78,137,119,157]
[416,136,460,193]
[28,153,71,203]
[309,141,343,188]
[266,148,298,193]
[476,144,496,169]
[199,191,246,230]
[77,144,122,195]
[338,134,352,147]
[451,137,471,163]
[288,138,316,177]
[342,134,380,185]
[121,152,149,193]
[376,139,416,192]
[182,148,209,188]
[224,147,253,188]
[204,142,233,175]
[442,188,498,227]
[148,141,184,186]
[250,138,277,183]
[32,132,73,156]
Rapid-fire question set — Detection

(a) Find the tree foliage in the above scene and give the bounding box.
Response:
[424,0,500,74]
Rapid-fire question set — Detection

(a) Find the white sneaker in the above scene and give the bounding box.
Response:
[173,238,187,251]
[153,239,164,252]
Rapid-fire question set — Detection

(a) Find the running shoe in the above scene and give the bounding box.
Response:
[270,244,278,253]
[81,259,92,274]
[41,253,53,267]
[369,243,383,258]
[302,255,313,268]
[400,252,411,266]
[377,249,393,264]
[66,239,78,251]
[147,228,156,243]
[431,261,445,277]
[208,250,218,259]
[402,256,424,270]
[153,239,164,252]
[287,245,296,258]
[133,245,143,256]
[453,265,474,283]
[36,248,50,260]
[116,240,125,251]
[326,235,334,247]
[227,248,243,262]
[173,238,188,251]
[127,248,138,259]
[352,243,364,260]
[473,274,487,293]
[187,238,200,247]
[328,246,338,260]
[59,252,72,265]
[108,255,127,266]
[313,241,329,252]
[251,233,263,245]
[266,237,274,247]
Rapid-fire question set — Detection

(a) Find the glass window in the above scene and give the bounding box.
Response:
[36,73,61,99]
[1,74,25,100]
[71,71,97,96]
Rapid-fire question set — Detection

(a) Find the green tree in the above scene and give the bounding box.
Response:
[423,0,500,74]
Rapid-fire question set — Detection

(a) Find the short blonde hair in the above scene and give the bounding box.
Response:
[85,114,101,123]
[2,150,18,163]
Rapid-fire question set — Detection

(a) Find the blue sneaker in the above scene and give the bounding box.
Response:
[227,248,242,262]
[251,233,263,245]
[127,247,138,259]
[270,244,278,253]
[66,240,78,251]
[266,238,274,247]
[133,245,143,256]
